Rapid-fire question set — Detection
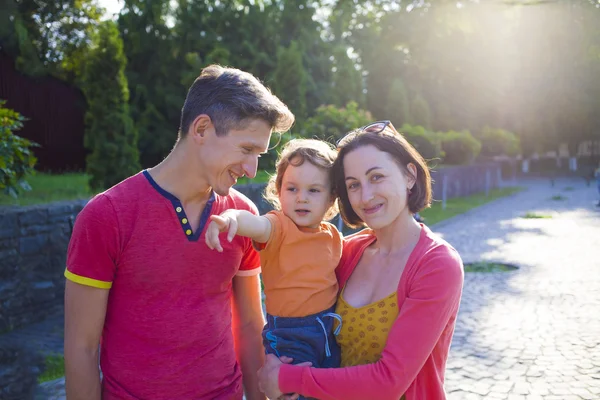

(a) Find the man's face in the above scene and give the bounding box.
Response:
[199,118,272,196]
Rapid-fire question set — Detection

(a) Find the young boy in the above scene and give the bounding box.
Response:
[205,139,342,383]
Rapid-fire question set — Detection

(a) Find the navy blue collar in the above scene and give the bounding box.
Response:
[143,170,216,241]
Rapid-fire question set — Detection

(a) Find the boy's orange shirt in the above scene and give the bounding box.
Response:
[259,210,342,317]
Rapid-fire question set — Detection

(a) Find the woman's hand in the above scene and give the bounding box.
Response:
[258,354,311,400]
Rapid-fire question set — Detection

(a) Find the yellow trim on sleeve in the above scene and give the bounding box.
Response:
[64,269,112,289]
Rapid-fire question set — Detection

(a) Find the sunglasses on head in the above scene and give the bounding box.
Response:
[336,120,394,147]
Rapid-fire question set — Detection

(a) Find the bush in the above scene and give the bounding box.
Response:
[440,130,482,165]
[300,101,373,144]
[399,124,443,161]
[83,21,140,191]
[0,100,38,197]
[478,126,520,157]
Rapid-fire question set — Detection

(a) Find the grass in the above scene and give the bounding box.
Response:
[0,172,92,206]
[38,354,65,383]
[522,212,553,219]
[236,169,273,185]
[550,195,567,201]
[464,261,518,273]
[563,186,575,192]
[419,187,523,226]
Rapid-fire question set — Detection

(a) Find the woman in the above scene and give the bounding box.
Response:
[258,121,464,400]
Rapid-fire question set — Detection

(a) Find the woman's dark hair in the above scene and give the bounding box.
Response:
[333,125,432,228]
[179,64,295,137]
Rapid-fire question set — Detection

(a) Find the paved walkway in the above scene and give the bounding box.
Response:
[31,178,600,399]
[435,178,600,399]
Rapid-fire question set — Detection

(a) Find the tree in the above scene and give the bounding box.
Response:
[0,0,101,82]
[272,41,308,119]
[331,46,365,107]
[385,79,411,126]
[411,94,432,130]
[83,21,140,191]
[119,0,179,167]
[277,0,335,112]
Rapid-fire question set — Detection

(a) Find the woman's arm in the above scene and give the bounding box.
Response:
[278,250,464,400]
[205,210,272,251]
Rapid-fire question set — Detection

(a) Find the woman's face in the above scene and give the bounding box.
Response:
[343,145,416,230]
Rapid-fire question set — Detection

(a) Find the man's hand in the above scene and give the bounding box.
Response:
[205,212,238,252]
[258,354,312,400]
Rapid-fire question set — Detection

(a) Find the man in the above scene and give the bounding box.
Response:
[64,65,294,400]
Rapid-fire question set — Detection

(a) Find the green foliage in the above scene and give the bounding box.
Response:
[0,101,38,198]
[478,126,521,157]
[440,130,482,165]
[385,79,410,126]
[1,0,101,82]
[236,169,273,186]
[7,0,600,174]
[272,41,308,119]
[38,354,65,384]
[399,124,443,161]
[119,0,179,168]
[83,21,140,191]
[300,102,373,144]
[331,46,365,107]
[411,94,432,130]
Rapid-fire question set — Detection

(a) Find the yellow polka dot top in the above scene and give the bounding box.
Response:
[335,288,400,367]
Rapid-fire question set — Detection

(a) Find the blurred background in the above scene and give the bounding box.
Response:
[1,2,600,399]
[1,0,599,196]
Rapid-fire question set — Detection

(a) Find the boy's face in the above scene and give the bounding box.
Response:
[278,159,333,229]
[197,118,272,196]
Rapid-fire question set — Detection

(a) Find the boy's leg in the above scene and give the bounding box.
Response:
[262,322,321,400]
[261,308,341,399]
[261,319,322,366]
[319,312,341,369]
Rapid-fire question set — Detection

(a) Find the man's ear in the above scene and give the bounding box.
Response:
[190,114,212,144]
[406,163,418,189]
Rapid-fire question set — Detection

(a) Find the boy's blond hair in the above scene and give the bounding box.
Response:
[264,139,339,221]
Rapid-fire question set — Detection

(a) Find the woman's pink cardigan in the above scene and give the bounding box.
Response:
[279,225,464,400]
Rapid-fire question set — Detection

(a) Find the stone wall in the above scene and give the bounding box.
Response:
[0,200,87,333]
[0,344,40,400]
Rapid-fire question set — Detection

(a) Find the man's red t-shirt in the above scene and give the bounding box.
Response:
[65,171,261,399]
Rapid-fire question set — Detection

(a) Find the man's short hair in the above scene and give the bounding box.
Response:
[179,65,295,137]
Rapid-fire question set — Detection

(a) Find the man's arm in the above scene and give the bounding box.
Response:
[231,274,267,400]
[64,280,109,400]
[206,210,272,251]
